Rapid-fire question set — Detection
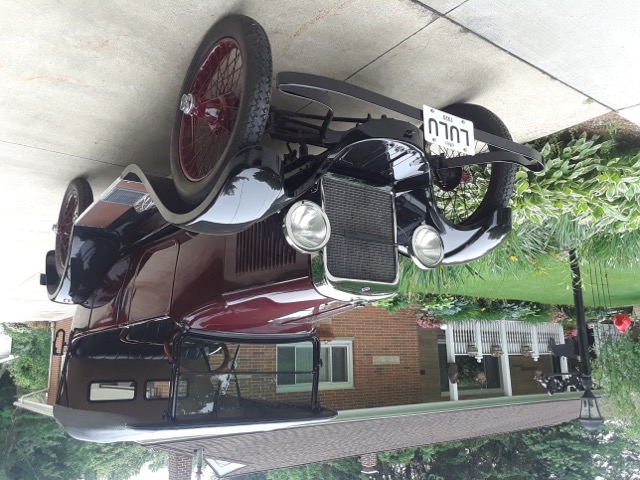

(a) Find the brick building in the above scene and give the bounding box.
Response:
[17,306,580,479]
[47,317,71,405]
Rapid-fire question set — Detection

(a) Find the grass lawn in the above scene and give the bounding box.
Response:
[447,256,639,307]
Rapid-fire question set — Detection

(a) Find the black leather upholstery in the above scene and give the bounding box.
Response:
[125,318,177,344]
[71,323,209,362]
[72,329,167,360]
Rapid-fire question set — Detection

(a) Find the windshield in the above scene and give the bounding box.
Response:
[170,335,322,423]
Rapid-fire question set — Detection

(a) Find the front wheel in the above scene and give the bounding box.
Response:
[170,15,273,204]
[429,103,517,226]
[55,178,93,276]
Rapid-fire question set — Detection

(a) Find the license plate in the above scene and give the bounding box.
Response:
[423,105,475,155]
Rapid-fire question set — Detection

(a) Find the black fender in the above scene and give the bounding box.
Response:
[45,227,120,305]
[395,186,511,265]
[438,208,511,264]
[122,145,289,235]
[45,145,290,305]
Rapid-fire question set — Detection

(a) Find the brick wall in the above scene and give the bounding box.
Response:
[228,306,422,410]
[168,452,192,480]
[360,453,379,474]
[317,305,421,410]
[47,318,72,405]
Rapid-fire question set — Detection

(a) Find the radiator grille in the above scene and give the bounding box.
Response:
[323,176,397,283]
[236,215,297,274]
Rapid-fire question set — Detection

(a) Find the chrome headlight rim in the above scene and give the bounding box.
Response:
[283,200,331,254]
[410,224,444,270]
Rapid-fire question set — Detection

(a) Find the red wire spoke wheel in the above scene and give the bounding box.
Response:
[54,178,93,275]
[429,104,517,226]
[179,38,242,182]
[170,15,272,204]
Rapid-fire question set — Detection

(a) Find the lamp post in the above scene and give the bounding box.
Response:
[569,249,605,433]
[195,448,204,480]
[579,389,604,433]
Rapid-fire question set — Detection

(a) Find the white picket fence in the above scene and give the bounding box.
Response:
[593,323,624,353]
[448,320,565,361]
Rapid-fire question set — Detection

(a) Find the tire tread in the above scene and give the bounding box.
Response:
[55,178,93,275]
[438,103,517,226]
[170,15,273,204]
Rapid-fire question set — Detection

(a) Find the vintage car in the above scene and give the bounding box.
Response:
[43,15,542,443]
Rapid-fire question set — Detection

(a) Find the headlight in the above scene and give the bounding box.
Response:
[283,201,331,254]
[410,225,444,269]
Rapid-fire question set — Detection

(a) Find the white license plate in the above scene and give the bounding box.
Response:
[423,105,475,155]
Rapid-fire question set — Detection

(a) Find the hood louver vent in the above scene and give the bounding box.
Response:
[236,216,297,274]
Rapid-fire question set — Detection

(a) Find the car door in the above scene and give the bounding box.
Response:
[124,239,179,324]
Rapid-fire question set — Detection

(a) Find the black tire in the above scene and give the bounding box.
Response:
[55,178,93,275]
[170,15,272,204]
[429,103,517,226]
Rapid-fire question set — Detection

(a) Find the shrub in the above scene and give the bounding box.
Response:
[377,293,552,325]
[592,333,640,439]
[512,134,640,262]
[397,133,640,294]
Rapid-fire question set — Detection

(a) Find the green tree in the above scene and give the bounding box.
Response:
[0,408,165,480]
[266,458,362,480]
[3,323,51,392]
[374,421,640,479]
[593,334,640,439]
[0,372,17,409]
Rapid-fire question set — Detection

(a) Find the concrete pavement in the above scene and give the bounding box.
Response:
[0,0,630,323]
[425,0,640,123]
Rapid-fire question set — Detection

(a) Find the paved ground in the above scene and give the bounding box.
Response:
[157,398,581,476]
[0,0,634,323]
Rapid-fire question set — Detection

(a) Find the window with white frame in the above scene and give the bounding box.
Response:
[276,339,353,391]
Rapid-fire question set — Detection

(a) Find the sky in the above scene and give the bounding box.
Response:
[129,463,169,480]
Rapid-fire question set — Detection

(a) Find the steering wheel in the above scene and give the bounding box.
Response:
[164,339,232,373]
[208,344,232,373]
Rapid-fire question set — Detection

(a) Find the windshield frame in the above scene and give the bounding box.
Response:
[167,331,322,423]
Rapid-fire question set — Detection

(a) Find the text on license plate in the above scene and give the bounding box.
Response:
[423,105,475,155]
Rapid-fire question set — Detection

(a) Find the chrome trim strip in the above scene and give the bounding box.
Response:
[310,253,397,302]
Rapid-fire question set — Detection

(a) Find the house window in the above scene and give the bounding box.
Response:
[276,340,353,391]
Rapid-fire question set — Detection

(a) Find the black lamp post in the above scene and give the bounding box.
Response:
[569,249,605,433]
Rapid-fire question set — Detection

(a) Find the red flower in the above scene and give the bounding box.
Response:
[614,313,632,334]
[415,316,444,329]
[564,328,578,339]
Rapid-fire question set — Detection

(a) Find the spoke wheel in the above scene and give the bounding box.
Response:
[54,178,93,276]
[179,38,242,182]
[429,103,517,226]
[170,15,272,204]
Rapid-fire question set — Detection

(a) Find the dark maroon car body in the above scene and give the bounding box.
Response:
[43,15,543,443]
[68,191,337,337]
